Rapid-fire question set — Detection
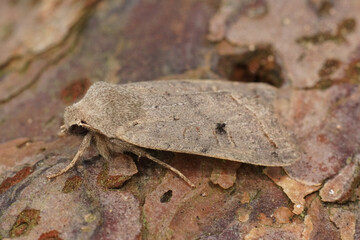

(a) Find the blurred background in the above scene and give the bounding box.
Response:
[1,1,360,239]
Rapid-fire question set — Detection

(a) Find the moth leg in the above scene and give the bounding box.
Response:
[141,152,195,188]
[93,133,111,160]
[47,132,93,179]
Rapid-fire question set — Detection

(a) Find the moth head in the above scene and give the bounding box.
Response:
[62,104,90,136]
[61,81,144,138]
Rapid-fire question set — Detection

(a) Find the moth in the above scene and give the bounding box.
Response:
[47,80,301,187]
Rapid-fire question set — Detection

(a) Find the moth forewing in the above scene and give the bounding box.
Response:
[47,80,301,187]
[116,86,300,166]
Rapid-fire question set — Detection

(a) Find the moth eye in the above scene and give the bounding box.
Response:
[69,124,88,136]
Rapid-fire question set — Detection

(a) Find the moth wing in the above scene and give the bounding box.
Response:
[116,86,300,166]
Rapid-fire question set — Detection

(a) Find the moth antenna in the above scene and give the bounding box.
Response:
[47,132,93,179]
[143,153,195,188]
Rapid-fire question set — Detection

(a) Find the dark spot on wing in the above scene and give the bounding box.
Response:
[201,147,208,153]
[271,151,279,158]
[131,121,139,126]
[215,123,227,135]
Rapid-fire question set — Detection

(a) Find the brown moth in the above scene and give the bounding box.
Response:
[47,80,301,187]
